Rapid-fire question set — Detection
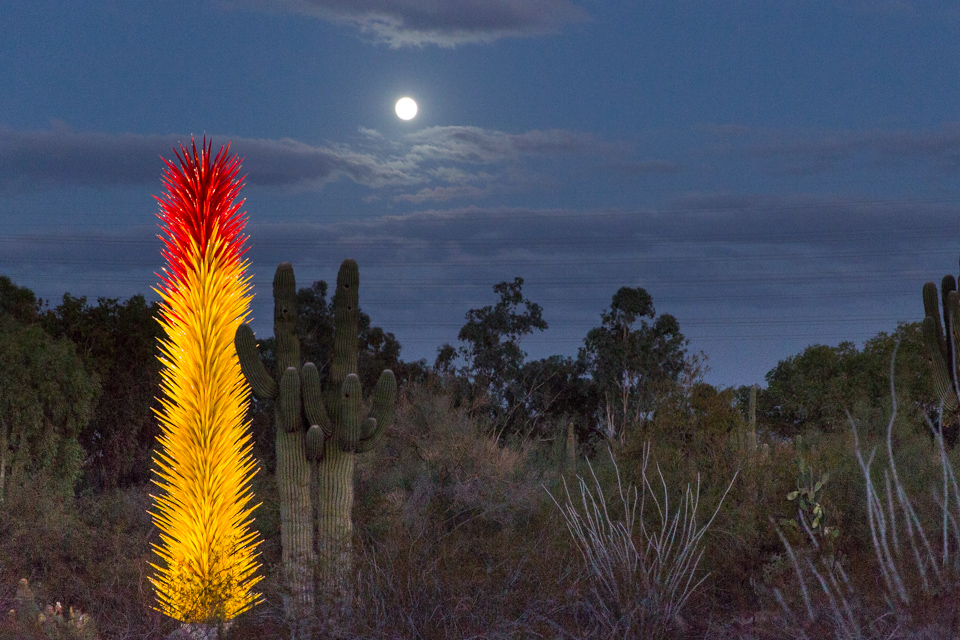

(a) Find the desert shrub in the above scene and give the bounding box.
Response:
[548,443,738,640]
[349,381,576,639]
[766,346,960,639]
[0,477,177,639]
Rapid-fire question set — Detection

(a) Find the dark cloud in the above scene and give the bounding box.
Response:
[0,123,410,191]
[259,0,588,47]
[0,123,639,203]
[703,123,960,175]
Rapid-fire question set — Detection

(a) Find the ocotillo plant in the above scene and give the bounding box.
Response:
[922,268,960,415]
[235,260,396,634]
[150,138,262,626]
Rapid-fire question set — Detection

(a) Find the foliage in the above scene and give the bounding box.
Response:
[516,354,599,442]
[779,454,839,544]
[0,275,43,325]
[579,286,689,443]
[254,277,424,394]
[756,322,938,441]
[436,277,548,436]
[0,314,99,501]
[548,444,739,640]
[769,344,960,639]
[5,578,98,640]
[38,293,163,490]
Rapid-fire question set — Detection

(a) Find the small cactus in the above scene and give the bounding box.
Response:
[9,579,98,639]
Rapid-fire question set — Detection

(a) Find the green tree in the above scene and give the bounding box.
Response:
[755,322,937,440]
[760,341,860,437]
[651,377,745,450]
[518,355,598,441]
[436,277,548,435]
[579,286,688,443]
[39,293,163,489]
[0,275,43,325]
[0,314,99,501]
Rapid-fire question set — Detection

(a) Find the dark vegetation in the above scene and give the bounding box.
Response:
[1,271,958,639]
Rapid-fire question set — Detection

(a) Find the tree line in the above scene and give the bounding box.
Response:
[0,271,949,500]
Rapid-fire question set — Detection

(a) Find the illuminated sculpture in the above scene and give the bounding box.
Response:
[150,138,262,627]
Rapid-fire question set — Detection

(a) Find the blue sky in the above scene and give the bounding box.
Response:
[3,0,960,389]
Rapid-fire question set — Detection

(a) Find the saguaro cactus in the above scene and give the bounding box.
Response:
[235,260,396,635]
[234,264,315,635]
[922,271,960,415]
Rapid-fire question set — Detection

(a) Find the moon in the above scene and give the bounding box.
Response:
[395,97,417,120]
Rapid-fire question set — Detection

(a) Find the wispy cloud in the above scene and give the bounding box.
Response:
[0,122,647,203]
[3,194,949,385]
[0,122,409,191]
[704,122,960,176]
[253,0,589,47]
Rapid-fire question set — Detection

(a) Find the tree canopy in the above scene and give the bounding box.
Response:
[0,314,100,500]
[39,293,164,489]
[579,286,689,442]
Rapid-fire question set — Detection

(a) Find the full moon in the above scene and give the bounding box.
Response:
[395,97,417,120]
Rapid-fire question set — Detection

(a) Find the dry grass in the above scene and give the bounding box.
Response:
[547,443,739,640]
[5,374,960,639]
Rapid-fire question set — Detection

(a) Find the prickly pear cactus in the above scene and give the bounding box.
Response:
[235,259,396,636]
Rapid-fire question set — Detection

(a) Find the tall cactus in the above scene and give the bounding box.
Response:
[235,260,396,636]
[234,264,314,635]
[921,269,960,416]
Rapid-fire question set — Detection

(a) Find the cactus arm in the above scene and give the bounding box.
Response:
[330,260,360,392]
[942,275,957,340]
[277,367,303,433]
[301,362,331,437]
[305,425,324,461]
[923,282,944,350]
[235,324,279,400]
[336,374,362,453]
[947,290,960,407]
[356,370,396,453]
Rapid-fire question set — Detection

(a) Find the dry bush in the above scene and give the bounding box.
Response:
[766,344,960,640]
[351,381,578,639]
[0,477,175,639]
[548,444,739,640]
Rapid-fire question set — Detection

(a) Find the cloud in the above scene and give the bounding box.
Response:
[703,122,960,176]
[257,0,589,47]
[1,122,650,203]
[0,122,411,191]
[3,194,950,387]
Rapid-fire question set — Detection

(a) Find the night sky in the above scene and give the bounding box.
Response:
[3,0,960,389]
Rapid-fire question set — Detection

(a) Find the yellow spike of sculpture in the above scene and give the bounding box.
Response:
[149,138,262,624]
